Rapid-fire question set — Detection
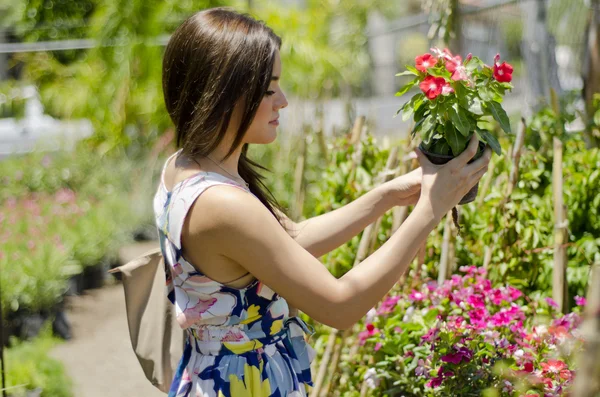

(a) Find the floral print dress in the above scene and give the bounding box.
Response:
[154,149,316,397]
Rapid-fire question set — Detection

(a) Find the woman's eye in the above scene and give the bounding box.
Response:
[265,90,276,96]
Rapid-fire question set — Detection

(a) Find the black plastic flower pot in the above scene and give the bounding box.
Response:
[83,260,110,290]
[418,141,487,205]
[66,273,84,296]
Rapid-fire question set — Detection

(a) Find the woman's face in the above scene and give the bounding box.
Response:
[243,50,288,144]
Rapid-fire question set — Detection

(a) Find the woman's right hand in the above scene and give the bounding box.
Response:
[414,134,492,222]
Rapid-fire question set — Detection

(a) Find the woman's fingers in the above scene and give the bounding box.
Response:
[465,146,492,175]
[414,147,435,172]
[448,134,480,170]
[467,164,489,188]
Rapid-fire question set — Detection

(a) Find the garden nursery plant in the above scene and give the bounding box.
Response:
[396,47,514,204]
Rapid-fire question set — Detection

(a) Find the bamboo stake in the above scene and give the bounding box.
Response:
[320,329,347,397]
[292,126,309,221]
[438,211,454,285]
[476,159,496,206]
[483,118,527,268]
[349,116,366,145]
[552,137,568,313]
[310,330,338,397]
[506,118,527,198]
[571,261,600,396]
[316,104,329,162]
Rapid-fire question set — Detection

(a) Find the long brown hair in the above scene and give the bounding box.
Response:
[162,7,288,226]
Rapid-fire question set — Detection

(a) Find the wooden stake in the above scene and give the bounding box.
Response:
[292,127,309,221]
[349,116,366,145]
[320,329,350,397]
[552,137,568,313]
[311,330,338,397]
[572,261,600,396]
[506,118,527,198]
[438,211,454,285]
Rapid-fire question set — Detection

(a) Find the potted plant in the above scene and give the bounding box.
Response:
[396,47,514,204]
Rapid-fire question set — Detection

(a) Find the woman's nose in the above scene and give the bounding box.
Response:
[276,91,288,110]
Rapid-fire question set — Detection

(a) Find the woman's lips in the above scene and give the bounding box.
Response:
[269,119,279,126]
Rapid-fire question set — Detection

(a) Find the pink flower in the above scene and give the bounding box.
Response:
[507,286,523,301]
[468,308,489,328]
[574,295,587,306]
[421,327,439,343]
[409,290,425,301]
[374,342,382,351]
[459,265,478,274]
[415,359,427,377]
[419,76,446,100]
[540,359,567,374]
[379,296,401,314]
[545,297,559,309]
[467,294,485,309]
[441,82,454,95]
[426,366,454,388]
[451,66,469,81]
[415,53,438,72]
[441,347,473,364]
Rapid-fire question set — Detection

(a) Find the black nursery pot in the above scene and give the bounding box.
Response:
[418,141,487,205]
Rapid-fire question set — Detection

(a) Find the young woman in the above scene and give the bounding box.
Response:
[155,7,491,397]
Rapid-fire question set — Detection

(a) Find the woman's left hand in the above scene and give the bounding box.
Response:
[382,167,422,207]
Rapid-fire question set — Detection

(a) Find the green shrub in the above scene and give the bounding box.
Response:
[1,324,73,397]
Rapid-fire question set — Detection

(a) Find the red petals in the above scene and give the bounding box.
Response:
[415,53,438,72]
[419,76,446,100]
[493,53,514,83]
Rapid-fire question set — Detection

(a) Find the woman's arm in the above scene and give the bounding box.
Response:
[278,169,421,258]
[283,184,394,258]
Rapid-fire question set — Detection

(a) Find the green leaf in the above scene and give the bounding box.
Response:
[479,87,494,102]
[468,97,484,115]
[445,125,468,155]
[396,69,418,77]
[486,101,512,133]
[395,79,418,97]
[430,139,452,155]
[420,117,436,144]
[406,65,420,75]
[477,129,502,155]
[594,109,600,126]
[449,104,471,137]
[427,67,452,79]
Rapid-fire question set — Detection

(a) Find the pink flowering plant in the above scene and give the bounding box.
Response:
[358,266,585,396]
[396,47,514,158]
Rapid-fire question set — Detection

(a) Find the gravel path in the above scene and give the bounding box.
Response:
[49,242,165,397]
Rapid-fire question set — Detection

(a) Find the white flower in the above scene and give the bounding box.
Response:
[364,368,380,390]
[366,308,377,324]
[403,306,415,322]
[514,349,524,359]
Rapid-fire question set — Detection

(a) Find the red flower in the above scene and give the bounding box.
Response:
[523,361,534,373]
[541,359,567,374]
[420,76,446,100]
[415,53,438,72]
[366,323,375,332]
[493,53,513,83]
